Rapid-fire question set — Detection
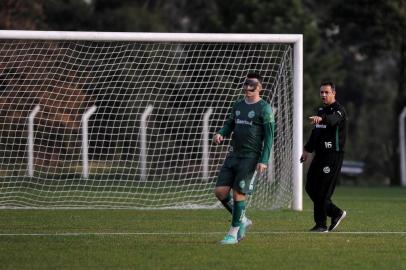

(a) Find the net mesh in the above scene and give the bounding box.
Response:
[0,38,294,209]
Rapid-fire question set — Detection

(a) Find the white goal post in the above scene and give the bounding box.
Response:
[400,107,406,187]
[0,30,302,210]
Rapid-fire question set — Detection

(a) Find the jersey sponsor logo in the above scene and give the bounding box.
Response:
[236,119,253,125]
[316,124,327,129]
[248,110,255,118]
[323,166,331,174]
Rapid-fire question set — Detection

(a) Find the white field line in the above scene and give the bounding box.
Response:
[0,231,405,236]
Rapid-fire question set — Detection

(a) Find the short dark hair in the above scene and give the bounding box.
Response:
[320,81,335,91]
[246,72,263,84]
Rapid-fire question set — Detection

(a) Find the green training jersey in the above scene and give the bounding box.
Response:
[218,98,275,164]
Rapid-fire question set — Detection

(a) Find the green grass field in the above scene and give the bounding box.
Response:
[0,186,405,270]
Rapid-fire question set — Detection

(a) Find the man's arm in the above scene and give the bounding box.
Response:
[218,114,235,138]
[321,109,345,126]
[300,149,311,163]
[305,107,323,152]
[301,126,317,163]
[304,128,317,153]
[213,104,236,144]
[258,105,275,172]
[258,121,274,165]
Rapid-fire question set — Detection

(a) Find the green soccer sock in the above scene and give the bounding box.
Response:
[220,193,233,214]
[231,200,246,227]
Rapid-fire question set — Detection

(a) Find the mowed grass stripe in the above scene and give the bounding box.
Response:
[0,186,405,270]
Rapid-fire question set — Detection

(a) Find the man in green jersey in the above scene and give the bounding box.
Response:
[213,73,275,245]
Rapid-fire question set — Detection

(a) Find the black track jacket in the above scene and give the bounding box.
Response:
[304,101,347,154]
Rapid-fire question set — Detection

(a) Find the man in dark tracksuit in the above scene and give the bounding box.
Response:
[300,81,347,232]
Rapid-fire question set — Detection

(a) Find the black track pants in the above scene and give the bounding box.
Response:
[305,152,344,227]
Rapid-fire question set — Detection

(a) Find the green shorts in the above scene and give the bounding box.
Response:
[215,156,258,195]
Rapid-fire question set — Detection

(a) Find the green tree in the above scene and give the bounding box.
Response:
[316,0,406,185]
[43,0,93,30]
[0,0,45,29]
[91,0,168,32]
[170,0,344,135]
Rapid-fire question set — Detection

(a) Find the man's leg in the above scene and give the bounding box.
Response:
[214,186,233,214]
[233,191,251,241]
[214,157,235,213]
[219,191,246,245]
[231,159,257,242]
[312,153,346,232]
[217,157,254,244]
[325,154,347,231]
[231,191,246,234]
[306,156,328,231]
[215,157,240,244]
[216,186,252,244]
[325,154,344,217]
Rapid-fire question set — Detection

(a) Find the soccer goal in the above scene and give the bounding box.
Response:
[0,31,302,210]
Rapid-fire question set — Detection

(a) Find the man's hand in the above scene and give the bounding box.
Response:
[213,133,224,144]
[300,150,311,163]
[309,116,322,125]
[256,163,267,174]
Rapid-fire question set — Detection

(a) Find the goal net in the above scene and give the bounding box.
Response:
[0,31,302,209]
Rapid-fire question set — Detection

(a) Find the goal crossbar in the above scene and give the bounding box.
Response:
[0,30,301,43]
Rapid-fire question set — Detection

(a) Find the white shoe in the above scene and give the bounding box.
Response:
[220,234,238,245]
[237,218,253,242]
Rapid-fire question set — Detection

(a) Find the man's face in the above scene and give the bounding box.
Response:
[243,78,260,96]
[320,85,336,105]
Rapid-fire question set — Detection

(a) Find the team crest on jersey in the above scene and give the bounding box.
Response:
[235,110,240,116]
[248,110,255,118]
[239,180,246,189]
[323,166,331,174]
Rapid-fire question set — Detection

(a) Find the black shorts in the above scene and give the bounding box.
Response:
[215,156,258,194]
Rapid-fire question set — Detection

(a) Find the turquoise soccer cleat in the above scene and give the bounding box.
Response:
[219,234,238,245]
[237,218,253,242]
